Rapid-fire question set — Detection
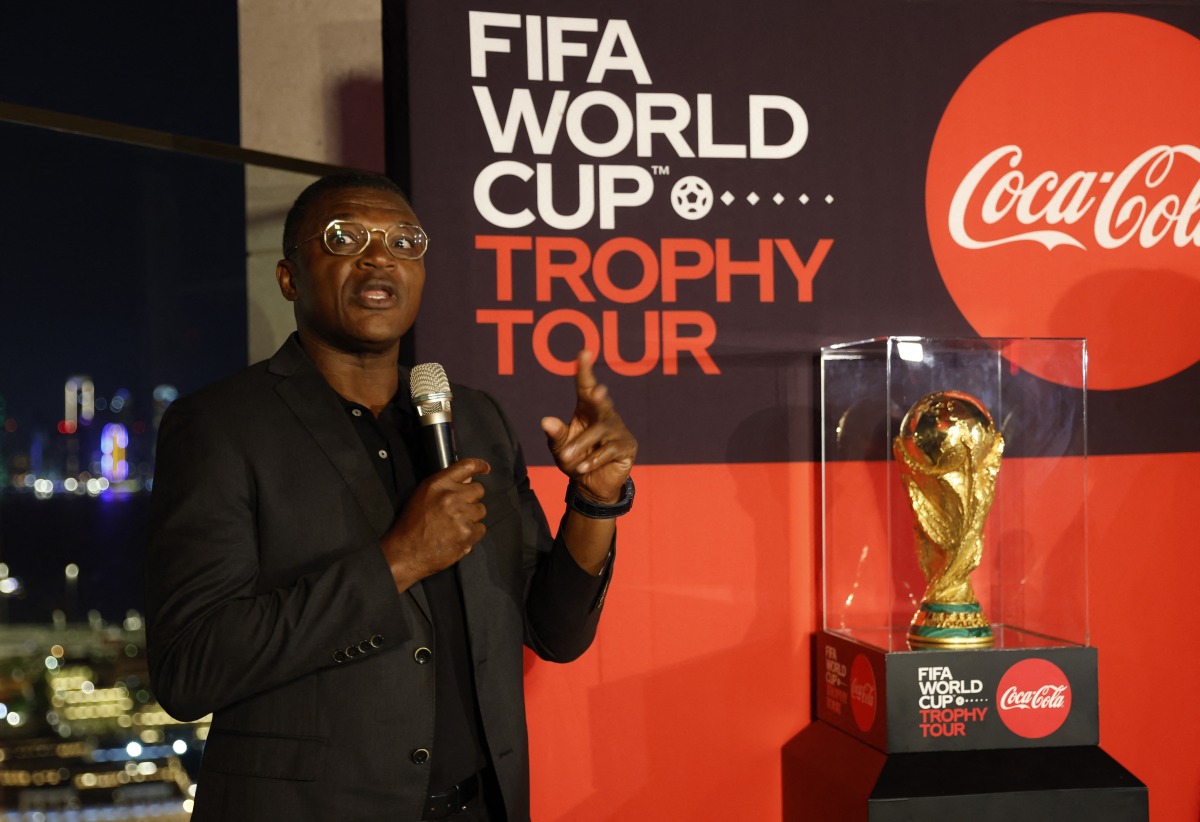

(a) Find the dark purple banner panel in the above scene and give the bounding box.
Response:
[393,0,1200,464]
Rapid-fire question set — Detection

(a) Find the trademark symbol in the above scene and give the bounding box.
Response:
[652,165,670,176]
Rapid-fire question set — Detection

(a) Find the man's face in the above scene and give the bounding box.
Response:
[276,187,426,355]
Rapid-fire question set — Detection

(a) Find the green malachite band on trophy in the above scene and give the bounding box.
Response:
[921,602,986,614]
[907,601,994,647]
[910,625,994,638]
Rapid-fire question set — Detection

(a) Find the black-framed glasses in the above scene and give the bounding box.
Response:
[287,220,430,260]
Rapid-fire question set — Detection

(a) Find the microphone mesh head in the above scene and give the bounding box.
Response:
[410,362,452,415]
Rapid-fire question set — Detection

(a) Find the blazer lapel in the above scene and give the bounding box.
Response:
[268,336,432,622]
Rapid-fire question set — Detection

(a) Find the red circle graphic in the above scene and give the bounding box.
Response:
[849,654,878,733]
[995,657,1072,739]
[926,13,1200,390]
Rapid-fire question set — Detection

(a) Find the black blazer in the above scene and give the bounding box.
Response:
[145,335,611,821]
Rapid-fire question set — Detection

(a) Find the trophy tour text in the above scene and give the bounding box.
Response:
[467,11,833,376]
[917,665,989,738]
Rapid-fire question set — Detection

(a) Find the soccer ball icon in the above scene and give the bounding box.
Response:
[671,176,713,220]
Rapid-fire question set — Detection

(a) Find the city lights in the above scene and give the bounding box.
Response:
[2,622,209,814]
[101,423,130,482]
[8,374,163,502]
[6,367,194,817]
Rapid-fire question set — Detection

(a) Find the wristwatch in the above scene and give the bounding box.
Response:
[565,476,635,519]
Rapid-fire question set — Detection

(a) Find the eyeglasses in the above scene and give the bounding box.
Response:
[287,220,430,260]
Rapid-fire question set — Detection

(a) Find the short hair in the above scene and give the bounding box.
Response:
[282,170,411,257]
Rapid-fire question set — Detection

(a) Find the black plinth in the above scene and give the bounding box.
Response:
[782,722,1147,821]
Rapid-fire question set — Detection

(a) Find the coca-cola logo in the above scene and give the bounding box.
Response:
[999,683,1069,711]
[926,13,1200,391]
[949,145,1200,252]
[849,654,877,733]
[996,658,1072,738]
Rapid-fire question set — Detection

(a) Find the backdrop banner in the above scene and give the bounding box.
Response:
[397,0,1200,465]
[391,1,1200,818]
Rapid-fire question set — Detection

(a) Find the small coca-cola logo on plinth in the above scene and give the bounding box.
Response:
[849,654,877,732]
[996,658,1072,738]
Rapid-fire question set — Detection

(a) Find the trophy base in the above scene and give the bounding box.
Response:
[907,602,994,649]
[817,629,1099,753]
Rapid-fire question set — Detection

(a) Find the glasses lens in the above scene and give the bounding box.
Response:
[385,225,429,260]
[323,222,369,255]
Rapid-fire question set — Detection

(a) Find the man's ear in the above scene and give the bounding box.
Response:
[276,259,299,302]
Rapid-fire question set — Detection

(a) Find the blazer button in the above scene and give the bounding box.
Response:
[370,635,384,648]
[345,645,361,658]
[333,649,347,663]
[414,647,432,664]
[411,748,430,765]
[357,640,372,655]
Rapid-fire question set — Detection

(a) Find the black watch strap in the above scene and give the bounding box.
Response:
[565,477,635,519]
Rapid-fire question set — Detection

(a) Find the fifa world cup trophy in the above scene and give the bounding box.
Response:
[893,391,1004,649]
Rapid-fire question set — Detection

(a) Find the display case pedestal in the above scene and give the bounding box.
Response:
[816,630,1100,753]
[782,721,1147,821]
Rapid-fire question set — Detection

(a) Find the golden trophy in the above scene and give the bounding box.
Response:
[893,391,1004,649]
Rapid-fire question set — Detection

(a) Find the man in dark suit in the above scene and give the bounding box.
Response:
[145,170,637,821]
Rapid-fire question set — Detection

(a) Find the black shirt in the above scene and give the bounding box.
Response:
[340,394,488,792]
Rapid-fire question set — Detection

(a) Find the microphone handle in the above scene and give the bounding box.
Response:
[425,421,458,471]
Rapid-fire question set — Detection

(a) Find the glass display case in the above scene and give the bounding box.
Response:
[816,337,1095,753]
[821,336,1088,652]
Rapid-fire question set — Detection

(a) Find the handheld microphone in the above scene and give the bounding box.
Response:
[409,362,457,470]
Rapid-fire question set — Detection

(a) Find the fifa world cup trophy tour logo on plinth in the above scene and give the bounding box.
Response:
[894,391,1004,649]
